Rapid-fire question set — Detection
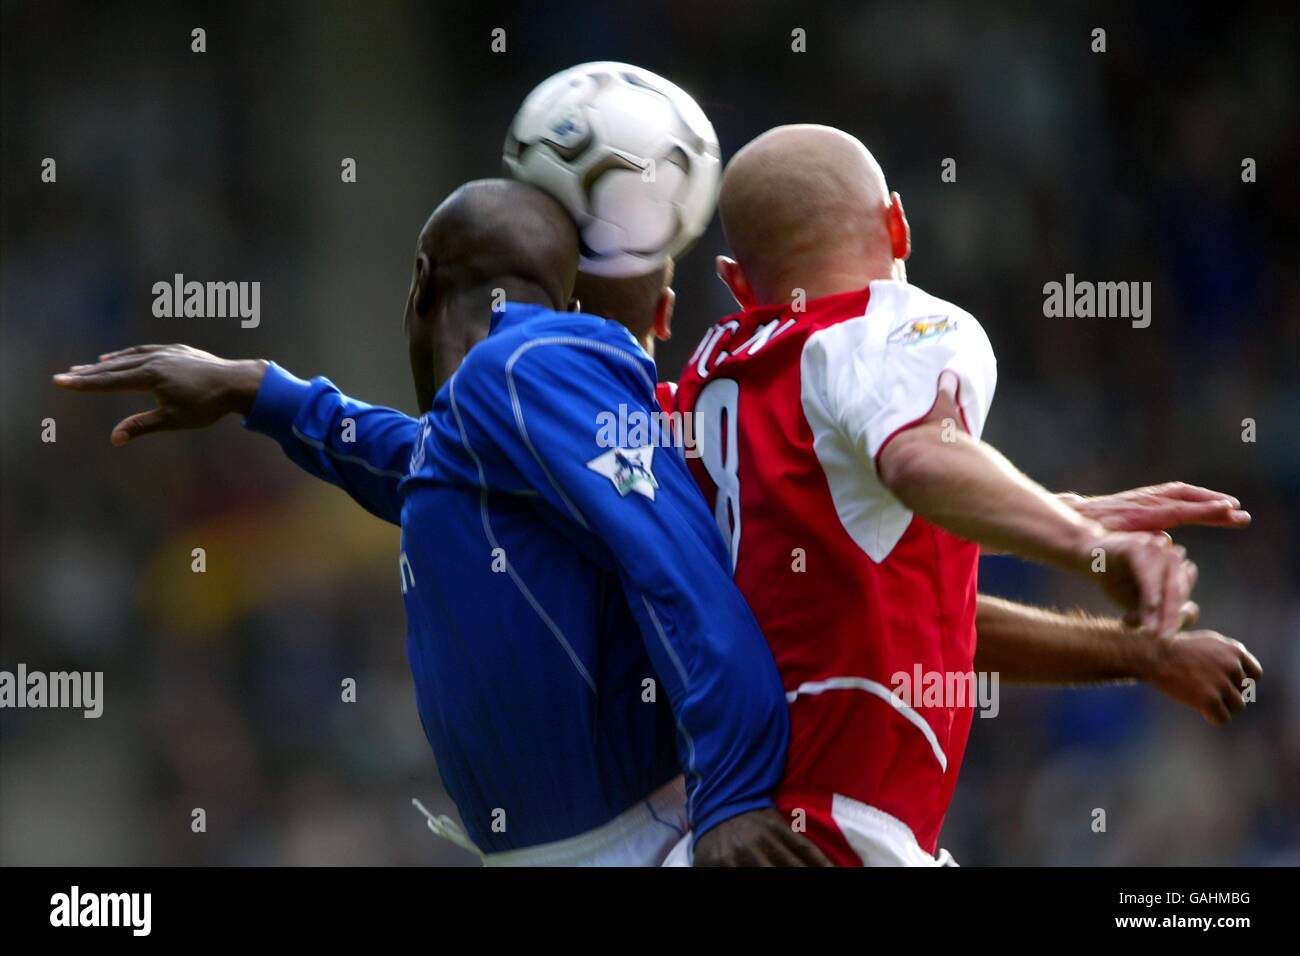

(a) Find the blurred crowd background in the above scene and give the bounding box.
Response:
[2,0,1296,865]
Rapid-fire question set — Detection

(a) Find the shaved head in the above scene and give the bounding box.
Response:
[405,178,580,409]
[719,125,905,304]
[416,178,579,310]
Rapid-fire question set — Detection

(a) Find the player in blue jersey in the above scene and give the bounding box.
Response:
[54,179,829,866]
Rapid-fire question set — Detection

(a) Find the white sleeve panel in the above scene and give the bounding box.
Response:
[806,281,998,465]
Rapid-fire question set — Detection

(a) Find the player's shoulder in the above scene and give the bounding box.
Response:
[868,280,989,352]
[805,280,989,361]
[800,280,997,420]
[458,303,655,405]
[465,304,643,370]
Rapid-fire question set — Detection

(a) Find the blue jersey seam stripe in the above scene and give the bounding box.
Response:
[448,374,598,695]
[290,425,408,479]
[503,336,658,531]
[641,594,699,824]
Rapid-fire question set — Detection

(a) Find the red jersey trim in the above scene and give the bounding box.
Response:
[872,373,971,469]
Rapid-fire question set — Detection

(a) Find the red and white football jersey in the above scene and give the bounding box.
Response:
[671,279,997,865]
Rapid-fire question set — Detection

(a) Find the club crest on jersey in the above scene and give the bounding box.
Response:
[888,315,957,346]
[586,446,658,500]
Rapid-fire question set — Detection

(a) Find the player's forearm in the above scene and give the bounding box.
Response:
[244,363,416,524]
[974,594,1158,683]
[625,554,789,840]
[879,425,1104,572]
[978,493,1089,556]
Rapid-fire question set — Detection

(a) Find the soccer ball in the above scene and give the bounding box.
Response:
[504,62,721,278]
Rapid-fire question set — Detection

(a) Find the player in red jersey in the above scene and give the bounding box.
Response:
[667,125,1255,866]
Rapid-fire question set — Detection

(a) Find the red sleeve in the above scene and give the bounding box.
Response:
[655,380,678,416]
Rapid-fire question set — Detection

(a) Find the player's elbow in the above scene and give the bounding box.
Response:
[877,425,943,498]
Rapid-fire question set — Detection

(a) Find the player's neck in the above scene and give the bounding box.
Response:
[449,278,561,315]
[761,259,902,306]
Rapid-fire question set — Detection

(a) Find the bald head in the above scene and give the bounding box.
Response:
[405,178,580,410]
[417,178,579,309]
[719,125,905,304]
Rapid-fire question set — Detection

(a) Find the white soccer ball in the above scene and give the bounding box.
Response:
[504,61,721,278]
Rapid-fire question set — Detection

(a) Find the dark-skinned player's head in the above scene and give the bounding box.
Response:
[404,178,579,410]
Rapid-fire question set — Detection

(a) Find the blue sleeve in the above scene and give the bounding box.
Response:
[243,362,419,525]
[453,341,789,840]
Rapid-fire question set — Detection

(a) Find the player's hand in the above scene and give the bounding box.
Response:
[1088,531,1196,638]
[53,344,268,445]
[693,807,832,867]
[1060,483,1250,532]
[1145,629,1262,725]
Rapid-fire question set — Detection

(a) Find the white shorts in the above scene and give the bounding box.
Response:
[478,776,689,867]
[829,794,957,866]
[661,795,956,867]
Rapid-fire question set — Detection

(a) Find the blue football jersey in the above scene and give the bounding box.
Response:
[245,302,789,853]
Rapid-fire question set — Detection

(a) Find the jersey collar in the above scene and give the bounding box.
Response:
[488,302,551,334]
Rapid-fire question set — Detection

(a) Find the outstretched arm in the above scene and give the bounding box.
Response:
[806,309,1195,640]
[974,595,1261,725]
[242,363,418,524]
[878,390,1194,638]
[53,344,418,524]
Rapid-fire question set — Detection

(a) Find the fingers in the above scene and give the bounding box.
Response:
[755,830,832,867]
[1128,537,1186,637]
[751,834,805,867]
[1154,482,1240,508]
[1205,697,1232,726]
[1236,642,1263,681]
[693,809,829,867]
[1222,693,1246,717]
[53,355,157,391]
[1100,484,1249,530]
[1221,683,1247,716]
[1147,483,1249,527]
[1157,631,1261,726]
[1116,505,1181,532]
[1164,548,1193,637]
[1170,500,1250,528]
[1137,560,1161,635]
[110,408,171,445]
[728,843,762,867]
[1130,536,1170,634]
[750,817,832,866]
[1209,651,1254,723]
[1164,500,1250,529]
[96,344,173,361]
[1179,601,1200,629]
[54,368,153,392]
[68,354,154,376]
[787,833,834,867]
[1230,658,1248,689]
